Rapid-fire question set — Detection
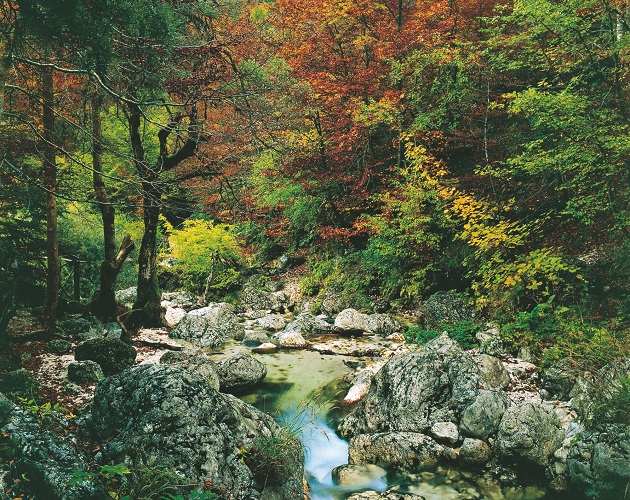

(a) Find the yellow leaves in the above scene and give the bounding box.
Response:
[504,275,519,286]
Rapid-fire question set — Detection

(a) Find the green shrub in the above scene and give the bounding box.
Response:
[241,431,302,487]
[500,299,558,354]
[165,219,243,297]
[588,376,630,427]
[69,464,218,500]
[405,320,480,349]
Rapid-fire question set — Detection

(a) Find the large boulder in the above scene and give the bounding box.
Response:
[90,365,304,499]
[164,307,187,328]
[497,403,564,468]
[284,312,334,336]
[255,314,288,332]
[67,360,104,384]
[274,330,308,348]
[365,314,401,336]
[239,281,293,314]
[160,349,220,390]
[74,338,136,375]
[0,369,38,398]
[570,358,630,421]
[458,438,492,467]
[0,393,99,499]
[338,334,482,438]
[567,424,630,500]
[541,358,578,401]
[217,353,267,390]
[115,286,136,309]
[348,432,444,471]
[161,291,198,310]
[417,291,473,328]
[475,354,511,390]
[335,309,369,333]
[242,331,271,346]
[460,390,509,441]
[169,303,244,346]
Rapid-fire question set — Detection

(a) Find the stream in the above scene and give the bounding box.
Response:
[211,342,556,500]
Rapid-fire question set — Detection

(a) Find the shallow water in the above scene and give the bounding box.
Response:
[217,341,562,500]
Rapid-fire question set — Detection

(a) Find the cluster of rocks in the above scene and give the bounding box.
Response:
[3,280,628,500]
[336,332,630,499]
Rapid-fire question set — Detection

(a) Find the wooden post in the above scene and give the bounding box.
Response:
[73,257,80,301]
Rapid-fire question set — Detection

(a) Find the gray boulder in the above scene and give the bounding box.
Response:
[570,358,630,421]
[460,390,509,440]
[243,331,271,346]
[160,349,220,390]
[347,493,426,500]
[161,291,198,309]
[217,353,267,390]
[274,329,308,348]
[338,334,482,438]
[115,286,136,308]
[348,432,444,470]
[284,312,334,336]
[475,354,511,390]
[417,291,473,328]
[170,303,244,346]
[67,360,104,383]
[0,369,38,399]
[335,308,369,332]
[59,315,102,336]
[365,314,401,336]
[255,314,287,332]
[252,343,278,354]
[90,365,303,499]
[74,338,136,375]
[46,339,73,355]
[476,324,508,357]
[240,285,292,313]
[458,438,492,466]
[164,307,187,328]
[332,464,387,488]
[497,403,564,467]
[568,424,630,500]
[430,422,459,445]
[0,393,99,499]
[542,358,578,401]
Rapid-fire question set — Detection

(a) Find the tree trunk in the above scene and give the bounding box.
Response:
[41,62,59,332]
[127,102,165,328]
[133,192,164,326]
[0,37,13,122]
[86,92,135,320]
[125,102,200,329]
[0,9,16,123]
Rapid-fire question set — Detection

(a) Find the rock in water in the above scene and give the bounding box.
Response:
[348,432,444,470]
[91,364,303,499]
[217,353,267,390]
[339,333,482,438]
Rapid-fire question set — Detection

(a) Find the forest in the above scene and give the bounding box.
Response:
[0,0,629,498]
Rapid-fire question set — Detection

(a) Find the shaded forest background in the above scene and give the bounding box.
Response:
[0,0,628,367]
